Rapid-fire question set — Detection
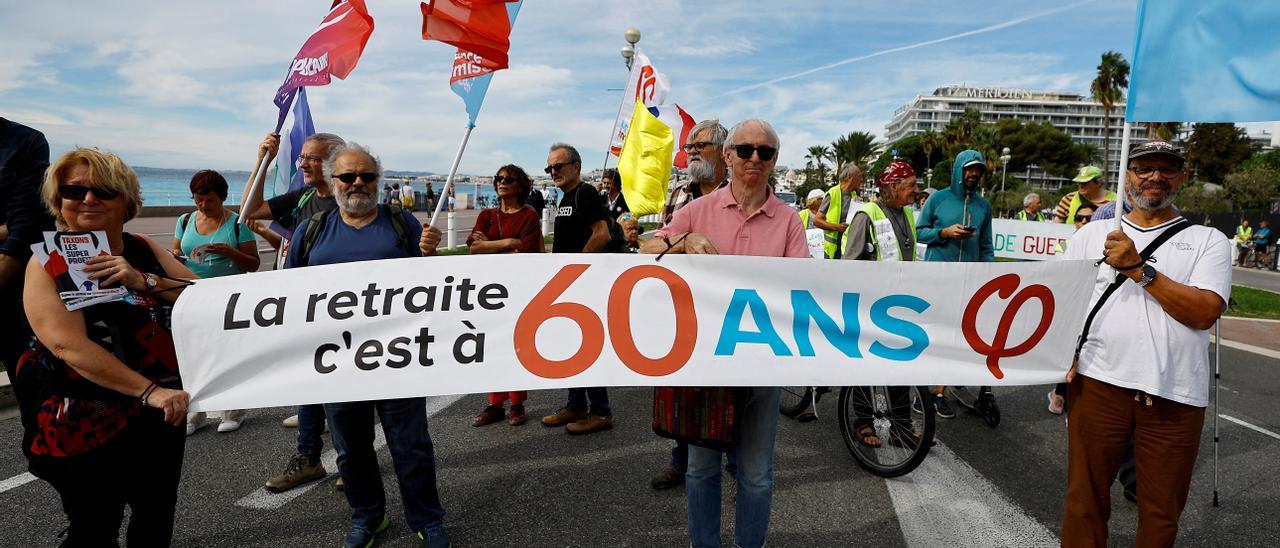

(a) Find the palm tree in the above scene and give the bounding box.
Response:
[831,131,879,177]
[805,145,832,186]
[1143,122,1182,141]
[920,129,942,170]
[1091,51,1130,173]
[942,108,984,155]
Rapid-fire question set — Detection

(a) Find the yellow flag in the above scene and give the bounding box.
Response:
[616,99,672,217]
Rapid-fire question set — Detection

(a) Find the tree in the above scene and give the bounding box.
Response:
[1224,166,1280,211]
[805,145,831,186]
[1143,122,1181,141]
[942,108,983,155]
[1241,149,1280,173]
[995,119,1092,178]
[831,131,878,178]
[1185,123,1254,184]
[919,129,943,171]
[1174,181,1230,214]
[1091,51,1130,173]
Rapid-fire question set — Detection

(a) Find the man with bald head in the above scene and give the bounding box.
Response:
[642,118,807,548]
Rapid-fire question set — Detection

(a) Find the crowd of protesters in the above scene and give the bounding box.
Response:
[0,110,1235,547]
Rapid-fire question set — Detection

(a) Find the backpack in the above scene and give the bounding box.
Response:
[293,204,415,267]
[571,186,628,253]
[179,211,242,242]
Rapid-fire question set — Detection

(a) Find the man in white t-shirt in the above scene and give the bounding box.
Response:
[1059,140,1231,547]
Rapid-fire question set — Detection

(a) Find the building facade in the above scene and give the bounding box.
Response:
[886,85,1150,190]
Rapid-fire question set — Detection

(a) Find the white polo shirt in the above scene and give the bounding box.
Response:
[1063,216,1232,407]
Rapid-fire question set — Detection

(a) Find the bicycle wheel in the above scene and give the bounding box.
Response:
[838,386,936,478]
[779,387,812,417]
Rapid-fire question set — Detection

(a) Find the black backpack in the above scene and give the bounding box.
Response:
[293,204,416,267]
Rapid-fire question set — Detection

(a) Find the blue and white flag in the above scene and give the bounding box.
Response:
[275,87,316,195]
[1127,0,1280,123]
[448,1,521,128]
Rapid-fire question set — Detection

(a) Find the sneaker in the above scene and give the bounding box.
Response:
[507,403,527,426]
[934,395,956,419]
[216,418,243,433]
[186,412,208,436]
[541,407,589,427]
[565,414,613,435]
[281,414,299,428]
[343,516,389,548]
[1047,390,1065,415]
[471,404,505,427]
[797,409,817,423]
[264,453,326,493]
[650,466,685,490]
[417,523,451,548]
[335,477,344,491]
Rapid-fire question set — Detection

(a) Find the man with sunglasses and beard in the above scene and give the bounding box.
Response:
[285,143,451,548]
[642,118,807,548]
[539,142,617,435]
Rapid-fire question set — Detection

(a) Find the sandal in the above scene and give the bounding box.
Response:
[857,426,882,448]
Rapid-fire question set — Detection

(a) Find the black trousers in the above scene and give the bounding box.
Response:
[29,409,186,548]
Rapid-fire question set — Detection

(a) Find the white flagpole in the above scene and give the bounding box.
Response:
[1213,319,1221,507]
[1104,122,1134,278]
[429,125,475,229]
[239,155,273,224]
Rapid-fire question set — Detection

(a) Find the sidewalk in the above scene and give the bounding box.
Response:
[1218,316,1280,357]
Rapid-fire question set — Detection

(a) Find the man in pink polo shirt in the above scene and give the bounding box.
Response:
[641,117,806,548]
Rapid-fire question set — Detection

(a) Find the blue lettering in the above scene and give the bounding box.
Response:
[869,295,930,361]
[790,291,861,358]
[715,289,792,356]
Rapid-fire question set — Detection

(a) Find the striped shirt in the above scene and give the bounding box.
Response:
[660,179,728,228]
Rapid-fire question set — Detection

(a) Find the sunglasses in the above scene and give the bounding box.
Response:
[681,141,714,153]
[544,162,577,174]
[732,144,777,161]
[59,185,120,201]
[334,172,377,184]
[494,175,518,184]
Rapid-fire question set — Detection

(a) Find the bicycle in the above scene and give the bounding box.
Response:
[781,386,936,478]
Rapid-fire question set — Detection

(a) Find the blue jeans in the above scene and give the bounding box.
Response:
[566,387,611,416]
[672,440,738,477]
[324,398,446,532]
[686,387,780,548]
[296,403,326,459]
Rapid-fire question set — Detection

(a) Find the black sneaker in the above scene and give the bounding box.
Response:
[934,395,956,419]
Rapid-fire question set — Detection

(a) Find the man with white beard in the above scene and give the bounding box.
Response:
[285,143,452,548]
[660,119,729,227]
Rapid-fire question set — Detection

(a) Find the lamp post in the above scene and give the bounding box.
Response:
[621,27,641,69]
[999,146,1012,195]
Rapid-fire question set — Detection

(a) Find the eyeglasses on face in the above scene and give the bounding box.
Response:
[334,172,378,184]
[296,155,325,166]
[494,175,518,184]
[732,144,777,162]
[544,162,577,174]
[1128,166,1181,178]
[59,185,120,201]
[681,141,714,153]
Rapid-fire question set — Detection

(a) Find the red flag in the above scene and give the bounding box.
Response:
[273,0,375,127]
[421,0,517,70]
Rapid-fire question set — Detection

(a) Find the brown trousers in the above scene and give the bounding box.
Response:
[1061,375,1205,547]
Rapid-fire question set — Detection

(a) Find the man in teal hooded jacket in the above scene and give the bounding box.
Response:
[914,149,995,418]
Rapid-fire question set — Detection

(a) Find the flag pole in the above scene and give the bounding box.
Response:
[1103,122,1134,278]
[1213,319,1221,507]
[429,125,475,229]
[239,108,295,224]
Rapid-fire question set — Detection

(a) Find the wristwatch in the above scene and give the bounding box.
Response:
[1135,264,1158,287]
[141,271,159,291]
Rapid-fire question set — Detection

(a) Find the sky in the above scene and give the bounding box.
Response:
[1,0,1148,175]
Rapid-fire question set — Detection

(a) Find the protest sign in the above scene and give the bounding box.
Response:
[30,231,128,311]
[173,254,1094,412]
[991,219,1076,261]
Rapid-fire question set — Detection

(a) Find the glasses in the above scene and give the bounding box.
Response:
[1075,214,1093,223]
[681,141,714,153]
[334,172,378,184]
[544,162,577,174]
[296,154,325,166]
[732,144,777,161]
[59,185,120,201]
[1129,166,1181,178]
[494,175,517,185]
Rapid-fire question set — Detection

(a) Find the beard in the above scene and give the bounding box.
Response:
[1128,182,1178,211]
[337,186,377,216]
[688,158,717,184]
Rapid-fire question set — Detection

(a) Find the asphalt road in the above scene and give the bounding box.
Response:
[1,345,1277,547]
[1232,266,1280,293]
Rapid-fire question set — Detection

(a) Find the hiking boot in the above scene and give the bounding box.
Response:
[507,403,528,426]
[650,466,685,490]
[1047,390,1065,415]
[264,453,326,492]
[343,516,389,548]
[565,414,613,435]
[471,404,505,427]
[417,523,451,548]
[934,394,956,419]
[541,407,588,427]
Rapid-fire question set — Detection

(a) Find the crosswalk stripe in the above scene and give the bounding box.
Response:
[0,472,37,494]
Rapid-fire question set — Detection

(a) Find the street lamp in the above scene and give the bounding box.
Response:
[999,146,1012,195]
[621,27,641,69]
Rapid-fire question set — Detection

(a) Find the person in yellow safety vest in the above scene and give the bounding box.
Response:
[1234,219,1253,266]
[812,163,865,259]
[1054,165,1115,224]
[797,188,825,229]
[1016,192,1046,221]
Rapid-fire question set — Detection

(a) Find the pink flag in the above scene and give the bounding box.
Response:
[273,0,375,130]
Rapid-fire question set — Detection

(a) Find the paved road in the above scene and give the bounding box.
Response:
[1232,266,1280,293]
[1,344,1277,547]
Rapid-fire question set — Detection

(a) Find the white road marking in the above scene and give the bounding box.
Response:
[235,394,465,509]
[0,472,37,494]
[885,443,1058,548]
[1221,414,1280,441]
[1210,336,1280,361]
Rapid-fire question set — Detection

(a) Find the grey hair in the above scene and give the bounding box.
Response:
[838,163,861,182]
[688,119,728,149]
[305,132,346,155]
[549,142,581,165]
[724,118,780,151]
[1023,192,1041,208]
[323,141,383,184]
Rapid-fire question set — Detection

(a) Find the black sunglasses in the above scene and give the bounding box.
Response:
[732,144,777,161]
[494,175,517,184]
[59,185,120,201]
[334,172,378,184]
[544,162,577,174]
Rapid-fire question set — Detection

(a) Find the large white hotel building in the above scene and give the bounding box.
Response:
[885,85,1151,190]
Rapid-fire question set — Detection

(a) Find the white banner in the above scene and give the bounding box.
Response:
[174,254,1095,411]
[991,218,1077,261]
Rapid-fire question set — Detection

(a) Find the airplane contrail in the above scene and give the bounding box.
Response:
[699,0,1099,104]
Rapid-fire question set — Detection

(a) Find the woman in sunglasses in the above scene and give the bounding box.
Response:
[20,148,196,546]
[466,164,543,427]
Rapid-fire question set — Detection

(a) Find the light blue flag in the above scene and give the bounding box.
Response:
[1127,0,1280,123]
[449,1,521,128]
[276,87,316,195]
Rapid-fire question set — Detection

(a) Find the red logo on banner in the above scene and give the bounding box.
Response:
[961,274,1055,380]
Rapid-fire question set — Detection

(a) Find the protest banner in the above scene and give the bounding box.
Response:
[991,218,1076,261]
[173,254,1094,412]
